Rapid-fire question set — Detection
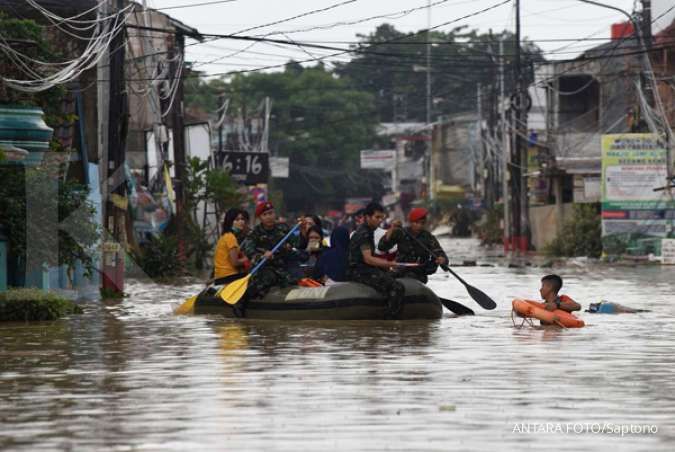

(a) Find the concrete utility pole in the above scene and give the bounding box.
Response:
[511,0,530,252]
[499,38,511,253]
[642,0,652,50]
[218,94,225,155]
[102,0,128,295]
[477,84,485,205]
[426,0,434,201]
[141,0,168,186]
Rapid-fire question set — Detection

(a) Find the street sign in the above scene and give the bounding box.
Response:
[662,238,675,265]
[270,156,289,178]
[216,151,269,184]
[360,150,395,170]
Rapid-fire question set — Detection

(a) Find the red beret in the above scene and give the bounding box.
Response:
[255,201,274,217]
[408,207,428,223]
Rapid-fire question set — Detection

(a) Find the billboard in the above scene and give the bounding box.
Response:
[601,134,675,257]
[360,150,395,170]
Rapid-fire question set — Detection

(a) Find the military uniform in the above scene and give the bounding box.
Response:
[233,228,249,245]
[377,227,448,283]
[241,223,298,298]
[347,223,404,318]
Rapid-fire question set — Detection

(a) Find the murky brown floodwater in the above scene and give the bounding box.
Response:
[1,238,674,451]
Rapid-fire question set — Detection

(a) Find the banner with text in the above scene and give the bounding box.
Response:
[601,134,674,257]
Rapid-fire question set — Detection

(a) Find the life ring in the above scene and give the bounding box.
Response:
[512,298,585,328]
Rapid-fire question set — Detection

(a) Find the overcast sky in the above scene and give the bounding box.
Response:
[143,0,668,78]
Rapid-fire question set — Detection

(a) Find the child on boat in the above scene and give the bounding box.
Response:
[540,274,581,313]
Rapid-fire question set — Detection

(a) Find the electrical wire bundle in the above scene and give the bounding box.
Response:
[0,0,134,93]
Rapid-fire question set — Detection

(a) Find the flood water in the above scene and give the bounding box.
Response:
[1,239,674,451]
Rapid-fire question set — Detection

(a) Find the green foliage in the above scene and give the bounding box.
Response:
[0,167,100,277]
[475,204,503,245]
[182,157,242,270]
[132,234,183,278]
[336,24,544,122]
[205,167,242,213]
[0,13,66,119]
[183,68,227,113]
[544,203,602,258]
[185,65,380,211]
[0,288,83,321]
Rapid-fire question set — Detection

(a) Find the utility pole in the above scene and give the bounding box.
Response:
[426,0,434,202]
[102,0,128,295]
[477,84,486,206]
[500,38,511,253]
[141,0,168,188]
[642,0,652,49]
[511,0,523,252]
[169,32,187,271]
[218,93,225,156]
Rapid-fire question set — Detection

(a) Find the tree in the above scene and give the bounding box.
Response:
[190,65,380,212]
[0,166,99,281]
[335,24,545,122]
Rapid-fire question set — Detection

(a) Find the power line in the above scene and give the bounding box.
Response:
[155,0,237,11]
[230,0,360,36]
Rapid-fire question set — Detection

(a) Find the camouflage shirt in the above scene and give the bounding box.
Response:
[348,223,377,269]
[378,227,447,268]
[241,223,297,269]
[233,228,249,245]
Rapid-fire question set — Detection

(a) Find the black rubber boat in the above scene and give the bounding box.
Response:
[193,278,443,320]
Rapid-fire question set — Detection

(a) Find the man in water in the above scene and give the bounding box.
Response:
[347,202,404,318]
[540,274,581,312]
[377,207,448,283]
[241,201,298,299]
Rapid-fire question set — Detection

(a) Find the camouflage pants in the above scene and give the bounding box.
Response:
[393,269,428,284]
[247,266,296,300]
[348,266,405,318]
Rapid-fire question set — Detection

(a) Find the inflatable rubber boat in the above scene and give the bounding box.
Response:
[193,278,443,320]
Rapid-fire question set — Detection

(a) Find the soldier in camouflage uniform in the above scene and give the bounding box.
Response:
[378,207,448,284]
[347,202,405,318]
[241,202,299,299]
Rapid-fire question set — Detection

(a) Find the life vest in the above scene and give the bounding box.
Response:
[298,277,323,287]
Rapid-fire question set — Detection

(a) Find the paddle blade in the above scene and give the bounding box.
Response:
[439,298,475,316]
[219,275,251,305]
[175,295,198,315]
[466,284,497,310]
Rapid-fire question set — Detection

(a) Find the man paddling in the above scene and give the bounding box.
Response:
[377,207,448,283]
[241,201,299,299]
[347,202,404,318]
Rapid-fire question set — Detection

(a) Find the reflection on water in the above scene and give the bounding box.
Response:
[1,242,675,451]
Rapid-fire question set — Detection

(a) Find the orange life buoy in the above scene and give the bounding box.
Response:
[512,298,585,328]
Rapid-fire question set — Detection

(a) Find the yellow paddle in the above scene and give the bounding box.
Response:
[220,223,301,305]
[174,294,198,315]
[174,275,239,315]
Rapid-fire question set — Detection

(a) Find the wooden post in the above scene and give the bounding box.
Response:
[170,32,187,272]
